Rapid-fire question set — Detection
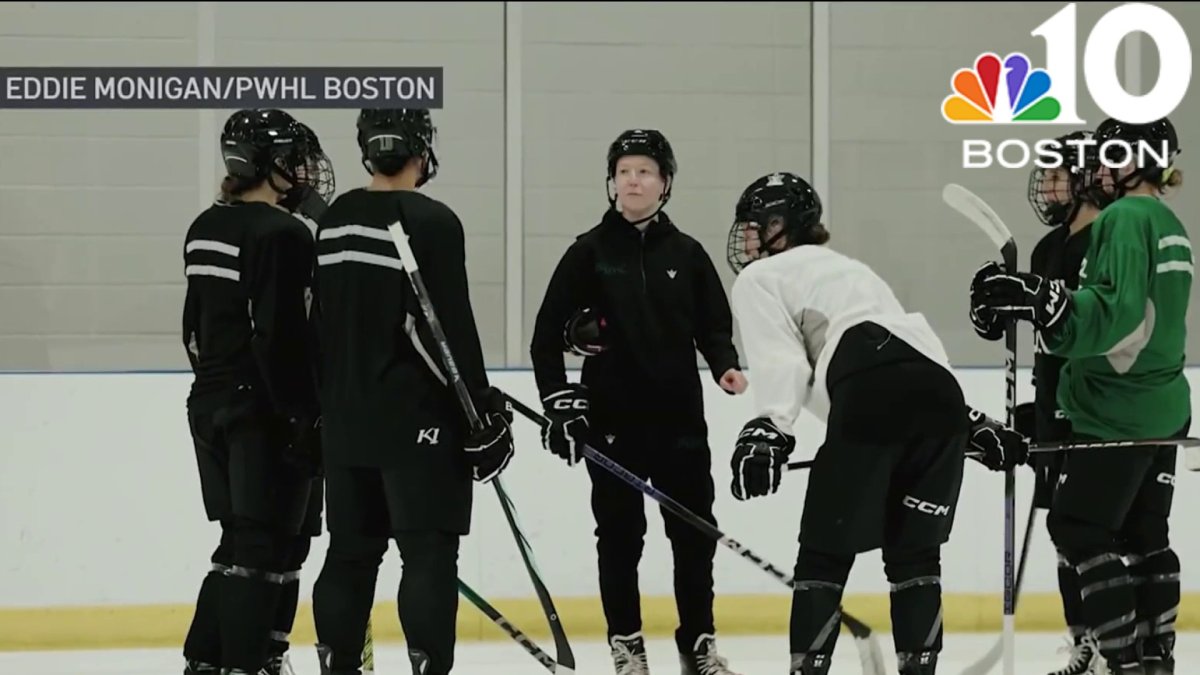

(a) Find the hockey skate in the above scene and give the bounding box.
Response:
[315,643,363,675]
[789,652,830,675]
[679,634,742,675]
[1048,633,1101,675]
[407,648,430,675]
[184,660,219,674]
[610,633,651,675]
[264,652,297,675]
[1099,645,1149,675]
[1141,635,1175,674]
[897,650,937,675]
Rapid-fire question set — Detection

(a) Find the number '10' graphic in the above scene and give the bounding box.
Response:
[1035,2,1192,125]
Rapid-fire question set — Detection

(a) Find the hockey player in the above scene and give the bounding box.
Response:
[181,109,334,675]
[724,172,1029,675]
[309,107,515,675]
[970,117,1189,674]
[971,130,1105,675]
[529,129,748,675]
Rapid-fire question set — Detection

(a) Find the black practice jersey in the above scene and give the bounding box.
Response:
[312,188,491,468]
[530,209,740,427]
[181,200,318,420]
[1030,223,1093,442]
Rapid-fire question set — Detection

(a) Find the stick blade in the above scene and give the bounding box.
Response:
[1186,445,1200,471]
[943,183,1014,251]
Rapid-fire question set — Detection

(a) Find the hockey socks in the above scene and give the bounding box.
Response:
[1129,547,1180,668]
[269,537,312,659]
[1057,552,1087,643]
[183,563,229,667]
[220,565,287,671]
[885,550,943,669]
[789,550,851,666]
[1074,552,1139,660]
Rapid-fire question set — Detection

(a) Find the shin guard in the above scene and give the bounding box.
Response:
[220,565,287,671]
[184,563,229,667]
[1075,553,1139,660]
[1128,547,1180,670]
[886,555,943,671]
[789,549,853,669]
[1057,551,1088,643]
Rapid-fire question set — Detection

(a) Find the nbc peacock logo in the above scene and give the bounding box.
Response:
[942,52,1062,124]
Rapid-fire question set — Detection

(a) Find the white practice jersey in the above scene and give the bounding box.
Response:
[730,244,956,432]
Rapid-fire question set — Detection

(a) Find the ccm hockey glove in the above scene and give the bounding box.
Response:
[970,261,1072,334]
[541,384,590,466]
[730,416,795,501]
[967,408,1030,472]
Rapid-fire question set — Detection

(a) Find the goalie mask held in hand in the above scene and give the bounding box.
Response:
[563,307,610,357]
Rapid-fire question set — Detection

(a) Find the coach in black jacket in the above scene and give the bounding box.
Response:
[530,129,747,674]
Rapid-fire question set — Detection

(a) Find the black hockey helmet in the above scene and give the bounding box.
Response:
[356,108,439,187]
[220,108,335,220]
[727,172,823,274]
[1027,130,1096,227]
[605,129,676,222]
[607,129,677,179]
[1084,116,1181,204]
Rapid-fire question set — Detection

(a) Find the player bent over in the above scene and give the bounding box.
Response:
[971,117,1189,675]
[723,172,1027,675]
[181,109,334,675]
[309,108,515,675]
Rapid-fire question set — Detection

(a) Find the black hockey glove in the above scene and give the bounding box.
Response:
[464,386,515,484]
[970,261,1072,334]
[967,408,1029,472]
[465,411,515,484]
[281,415,323,477]
[730,416,795,501]
[968,264,1005,341]
[541,384,590,466]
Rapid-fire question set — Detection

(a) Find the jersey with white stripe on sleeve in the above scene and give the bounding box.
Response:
[311,187,492,468]
[730,244,956,432]
[1044,195,1193,440]
[181,199,318,421]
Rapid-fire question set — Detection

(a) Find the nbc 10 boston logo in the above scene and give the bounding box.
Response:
[940,2,1193,170]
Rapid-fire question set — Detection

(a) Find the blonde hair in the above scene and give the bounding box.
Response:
[1156,165,1184,197]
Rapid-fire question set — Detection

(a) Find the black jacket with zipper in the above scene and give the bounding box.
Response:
[530,208,741,432]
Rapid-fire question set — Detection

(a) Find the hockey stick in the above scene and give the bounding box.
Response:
[459,578,560,671]
[384,219,576,674]
[503,393,888,675]
[1030,436,1200,453]
[362,617,374,673]
[943,182,1018,675]
[785,438,1200,474]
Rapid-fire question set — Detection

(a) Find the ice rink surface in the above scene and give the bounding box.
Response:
[1,632,1195,674]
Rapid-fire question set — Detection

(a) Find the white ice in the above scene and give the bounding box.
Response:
[1,632,1196,674]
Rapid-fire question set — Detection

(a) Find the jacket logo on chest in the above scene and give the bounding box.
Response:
[667,269,677,279]
[417,427,441,445]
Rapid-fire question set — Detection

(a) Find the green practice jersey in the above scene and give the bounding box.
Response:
[1045,195,1193,440]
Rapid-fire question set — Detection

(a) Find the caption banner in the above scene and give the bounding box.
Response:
[0,67,444,109]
